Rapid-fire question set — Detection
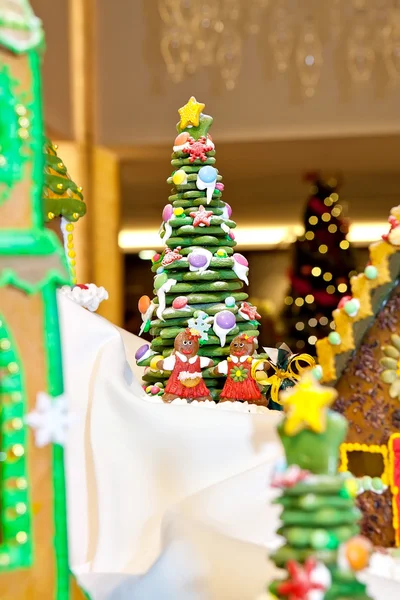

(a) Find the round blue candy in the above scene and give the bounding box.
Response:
[198,165,217,184]
[156,266,165,274]
[225,296,236,307]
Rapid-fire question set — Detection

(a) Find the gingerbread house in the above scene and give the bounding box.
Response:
[316,205,400,548]
[0,1,85,597]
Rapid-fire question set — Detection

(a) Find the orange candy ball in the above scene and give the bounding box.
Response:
[174,132,190,146]
[138,295,151,315]
[345,536,372,571]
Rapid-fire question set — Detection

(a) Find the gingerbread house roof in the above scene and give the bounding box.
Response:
[316,205,400,385]
[0,0,44,54]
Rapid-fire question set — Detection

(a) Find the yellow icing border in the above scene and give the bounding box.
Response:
[317,239,398,383]
[339,442,390,485]
[340,438,400,547]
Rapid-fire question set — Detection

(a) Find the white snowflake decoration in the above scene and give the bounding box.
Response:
[25,392,76,447]
[187,310,213,341]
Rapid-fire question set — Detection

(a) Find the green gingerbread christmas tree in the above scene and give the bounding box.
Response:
[268,373,373,600]
[135,97,265,403]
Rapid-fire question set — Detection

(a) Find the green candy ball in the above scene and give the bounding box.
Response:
[371,477,384,492]
[300,493,318,509]
[310,529,330,550]
[154,272,168,290]
[362,476,372,491]
[328,331,341,346]
[365,264,378,280]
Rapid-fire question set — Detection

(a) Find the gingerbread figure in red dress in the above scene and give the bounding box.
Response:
[157,329,214,403]
[214,334,267,406]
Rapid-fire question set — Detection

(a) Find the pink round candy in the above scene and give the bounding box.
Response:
[233,253,248,267]
[225,202,232,217]
[162,204,173,222]
[172,296,188,309]
[229,231,235,240]
[189,253,208,268]
[150,385,160,395]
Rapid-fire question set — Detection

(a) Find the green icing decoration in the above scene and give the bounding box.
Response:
[176,112,213,140]
[0,315,32,572]
[0,62,31,206]
[42,138,86,223]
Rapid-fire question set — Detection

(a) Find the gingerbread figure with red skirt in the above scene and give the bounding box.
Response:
[157,329,214,403]
[214,333,267,406]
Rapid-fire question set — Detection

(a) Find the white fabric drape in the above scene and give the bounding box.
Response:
[58,294,400,600]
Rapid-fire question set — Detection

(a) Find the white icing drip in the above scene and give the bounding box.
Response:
[139,301,156,335]
[233,260,249,285]
[213,319,235,347]
[196,174,216,205]
[162,221,173,243]
[188,247,212,273]
[156,279,177,320]
[220,223,230,234]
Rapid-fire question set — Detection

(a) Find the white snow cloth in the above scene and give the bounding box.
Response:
[57,293,400,600]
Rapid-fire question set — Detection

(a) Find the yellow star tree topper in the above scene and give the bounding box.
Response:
[280,371,337,436]
[178,96,205,129]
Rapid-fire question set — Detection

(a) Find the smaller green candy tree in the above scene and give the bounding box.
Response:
[269,373,373,600]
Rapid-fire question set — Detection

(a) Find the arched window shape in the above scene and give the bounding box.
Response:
[0,61,31,206]
[0,314,32,570]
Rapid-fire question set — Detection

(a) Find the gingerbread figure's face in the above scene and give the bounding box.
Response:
[230,335,256,357]
[174,330,199,357]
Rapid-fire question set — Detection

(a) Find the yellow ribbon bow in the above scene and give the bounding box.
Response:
[251,353,316,404]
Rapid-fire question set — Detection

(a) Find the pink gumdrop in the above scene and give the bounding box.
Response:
[338,295,352,309]
[151,385,160,395]
[229,231,235,240]
[225,202,232,216]
[216,182,225,192]
[172,296,188,309]
[162,204,173,222]
[233,253,248,267]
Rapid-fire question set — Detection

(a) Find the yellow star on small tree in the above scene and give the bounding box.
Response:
[178,96,205,129]
[280,372,337,436]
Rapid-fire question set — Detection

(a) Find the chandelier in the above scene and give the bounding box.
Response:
[158,0,400,96]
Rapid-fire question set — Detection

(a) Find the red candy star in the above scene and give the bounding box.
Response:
[239,302,261,321]
[190,205,213,227]
[277,559,325,600]
[183,136,214,163]
[161,247,183,266]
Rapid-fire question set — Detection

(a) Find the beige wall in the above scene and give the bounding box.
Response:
[33,0,400,146]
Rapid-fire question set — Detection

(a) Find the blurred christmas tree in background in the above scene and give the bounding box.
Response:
[281,173,357,355]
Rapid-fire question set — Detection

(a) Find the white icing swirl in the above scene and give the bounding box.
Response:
[60,283,109,312]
